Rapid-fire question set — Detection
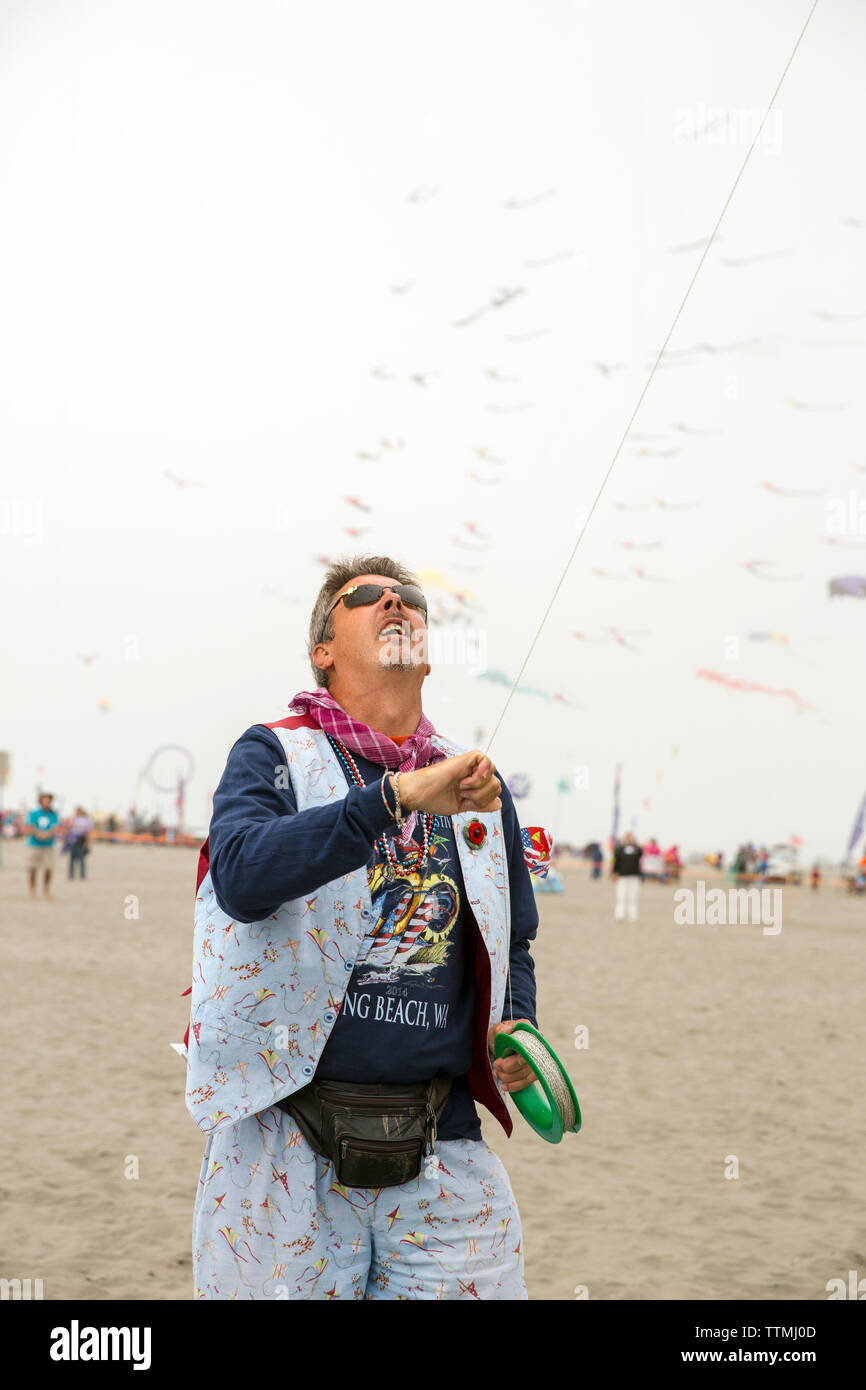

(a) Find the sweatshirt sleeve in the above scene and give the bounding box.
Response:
[208,725,399,923]
[498,778,539,1028]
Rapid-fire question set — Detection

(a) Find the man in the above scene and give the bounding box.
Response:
[612,830,642,921]
[27,792,59,899]
[186,556,541,1300]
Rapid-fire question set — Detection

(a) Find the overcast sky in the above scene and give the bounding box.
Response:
[2,0,864,860]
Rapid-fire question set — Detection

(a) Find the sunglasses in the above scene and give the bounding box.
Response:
[324,583,428,629]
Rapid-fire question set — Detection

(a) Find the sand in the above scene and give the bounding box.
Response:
[2,841,862,1300]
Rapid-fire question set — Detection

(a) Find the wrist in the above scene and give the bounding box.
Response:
[398,769,419,813]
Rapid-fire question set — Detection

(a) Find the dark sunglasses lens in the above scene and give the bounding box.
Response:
[342,584,384,609]
[395,585,427,613]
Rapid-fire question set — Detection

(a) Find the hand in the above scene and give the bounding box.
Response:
[399,750,501,817]
[488,1019,535,1093]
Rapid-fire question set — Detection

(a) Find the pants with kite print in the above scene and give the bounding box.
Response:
[192,1104,526,1300]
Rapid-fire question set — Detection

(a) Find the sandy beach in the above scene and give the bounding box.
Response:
[2,840,862,1301]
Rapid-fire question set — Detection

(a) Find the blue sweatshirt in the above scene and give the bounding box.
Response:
[207,725,539,1139]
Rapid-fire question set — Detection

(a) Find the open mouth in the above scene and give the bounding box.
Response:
[379,619,410,639]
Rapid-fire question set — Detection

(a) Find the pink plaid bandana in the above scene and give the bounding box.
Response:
[288,688,447,839]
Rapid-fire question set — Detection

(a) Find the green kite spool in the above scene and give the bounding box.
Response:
[494,1021,582,1144]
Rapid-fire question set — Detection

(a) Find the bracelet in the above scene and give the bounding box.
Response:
[392,771,406,830]
[380,772,405,828]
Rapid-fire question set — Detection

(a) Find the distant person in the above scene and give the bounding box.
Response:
[642,836,665,882]
[27,792,59,899]
[612,831,642,921]
[732,845,750,886]
[664,844,682,882]
[810,863,821,891]
[63,806,94,880]
[587,841,603,880]
[124,807,137,835]
[105,813,118,834]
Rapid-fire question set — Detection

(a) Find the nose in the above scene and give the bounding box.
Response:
[381,589,405,614]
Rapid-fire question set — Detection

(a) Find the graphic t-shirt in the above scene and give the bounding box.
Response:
[28,809,59,847]
[315,743,481,1141]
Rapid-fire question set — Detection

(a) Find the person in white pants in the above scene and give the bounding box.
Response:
[612,832,642,921]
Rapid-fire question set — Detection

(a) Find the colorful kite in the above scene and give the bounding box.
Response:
[477,669,580,707]
[696,668,814,711]
[828,575,866,597]
[507,773,532,800]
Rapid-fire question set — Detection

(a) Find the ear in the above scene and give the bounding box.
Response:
[312,641,333,674]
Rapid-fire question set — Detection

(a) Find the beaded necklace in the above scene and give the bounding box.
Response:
[325,734,439,878]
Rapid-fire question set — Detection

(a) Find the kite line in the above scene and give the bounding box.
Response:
[484,0,820,758]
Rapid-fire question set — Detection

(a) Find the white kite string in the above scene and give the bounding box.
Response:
[484,0,820,763]
[492,0,819,1039]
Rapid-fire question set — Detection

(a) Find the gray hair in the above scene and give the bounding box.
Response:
[307,554,419,688]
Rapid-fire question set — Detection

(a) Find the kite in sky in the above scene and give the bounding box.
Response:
[697,668,814,711]
[653,337,762,366]
[748,632,790,644]
[162,470,204,489]
[453,287,525,329]
[477,668,580,707]
[828,575,866,597]
[636,446,681,458]
[671,421,722,435]
[743,560,803,581]
[345,496,372,513]
[720,249,792,267]
[784,398,851,412]
[667,235,717,253]
[632,566,669,582]
[475,446,504,463]
[525,249,577,268]
[415,569,477,600]
[505,328,549,342]
[452,534,491,550]
[469,472,503,485]
[503,190,555,209]
[617,540,663,550]
[760,482,825,497]
[810,308,866,322]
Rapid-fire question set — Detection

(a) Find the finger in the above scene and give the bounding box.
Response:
[459,756,491,787]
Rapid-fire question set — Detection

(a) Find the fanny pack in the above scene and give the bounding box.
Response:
[278,1076,453,1188]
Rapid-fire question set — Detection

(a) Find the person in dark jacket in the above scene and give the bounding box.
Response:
[612,831,642,920]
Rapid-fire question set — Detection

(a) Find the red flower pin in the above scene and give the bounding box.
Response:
[464,819,486,850]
